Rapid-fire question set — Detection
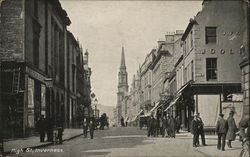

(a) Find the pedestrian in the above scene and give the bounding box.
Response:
[162,116,167,137]
[166,114,170,137]
[56,116,64,144]
[37,115,46,142]
[45,116,54,142]
[216,113,228,151]
[152,115,158,137]
[89,118,95,139]
[226,111,238,148]
[82,118,88,138]
[169,115,176,138]
[121,117,125,127]
[175,115,181,133]
[147,115,152,137]
[191,114,199,147]
[159,117,164,137]
[197,113,207,146]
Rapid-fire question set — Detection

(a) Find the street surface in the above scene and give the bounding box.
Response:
[12,127,242,157]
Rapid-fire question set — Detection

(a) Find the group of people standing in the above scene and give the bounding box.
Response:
[147,114,181,138]
[36,115,63,144]
[191,113,207,147]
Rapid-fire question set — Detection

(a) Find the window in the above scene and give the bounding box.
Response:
[206,58,217,80]
[205,27,216,44]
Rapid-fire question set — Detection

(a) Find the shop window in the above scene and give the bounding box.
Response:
[28,78,35,128]
[205,27,217,44]
[206,58,217,81]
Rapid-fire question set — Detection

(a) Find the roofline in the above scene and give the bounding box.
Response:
[181,19,197,41]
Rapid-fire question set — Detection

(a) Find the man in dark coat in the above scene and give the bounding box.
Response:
[45,116,54,142]
[121,117,125,127]
[37,115,46,142]
[152,116,158,137]
[191,114,199,147]
[82,118,88,138]
[226,111,238,148]
[147,116,152,137]
[168,115,176,138]
[197,113,207,146]
[216,113,228,151]
[162,116,167,137]
[175,116,181,133]
[56,116,64,144]
[89,119,95,139]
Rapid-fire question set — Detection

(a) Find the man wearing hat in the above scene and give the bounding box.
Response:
[216,113,228,151]
[191,113,199,147]
[226,110,238,148]
[197,113,207,146]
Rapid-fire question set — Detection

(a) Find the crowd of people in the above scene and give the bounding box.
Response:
[146,114,181,138]
[144,110,249,152]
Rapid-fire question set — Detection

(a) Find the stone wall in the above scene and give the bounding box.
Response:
[0,0,24,61]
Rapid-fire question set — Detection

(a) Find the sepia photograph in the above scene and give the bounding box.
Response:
[0,0,249,156]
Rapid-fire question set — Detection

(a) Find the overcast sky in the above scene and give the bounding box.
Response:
[60,1,202,107]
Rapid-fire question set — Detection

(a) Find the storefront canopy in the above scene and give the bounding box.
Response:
[145,101,161,116]
[164,95,181,112]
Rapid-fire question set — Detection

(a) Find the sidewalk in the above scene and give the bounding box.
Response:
[3,129,83,154]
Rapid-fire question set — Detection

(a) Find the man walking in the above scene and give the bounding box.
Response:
[89,119,95,139]
[226,111,238,148]
[82,118,88,138]
[216,113,228,151]
[197,113,207,146]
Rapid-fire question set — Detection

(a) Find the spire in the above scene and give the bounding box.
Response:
[120,46,126,68]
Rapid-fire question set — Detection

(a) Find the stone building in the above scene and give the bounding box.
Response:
[148,31,183,117]
[0,0,91,137]
[174,0,246,131]
[140,50,155,115]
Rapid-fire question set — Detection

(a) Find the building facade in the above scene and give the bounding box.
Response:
[0,0,91,137]
[174,0,246,131]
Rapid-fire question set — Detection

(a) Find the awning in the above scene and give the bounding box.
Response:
[176,81,191,96]
[145,101,161,116]
[164,95,181,112]
[131,110,143,122]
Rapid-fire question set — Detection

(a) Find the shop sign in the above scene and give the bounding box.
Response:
[26,67,46,83]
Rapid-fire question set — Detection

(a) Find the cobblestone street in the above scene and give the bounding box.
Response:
[8,127,242,157]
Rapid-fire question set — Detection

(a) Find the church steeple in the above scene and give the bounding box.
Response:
[120,46,126,69]
[116,46,129,126]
